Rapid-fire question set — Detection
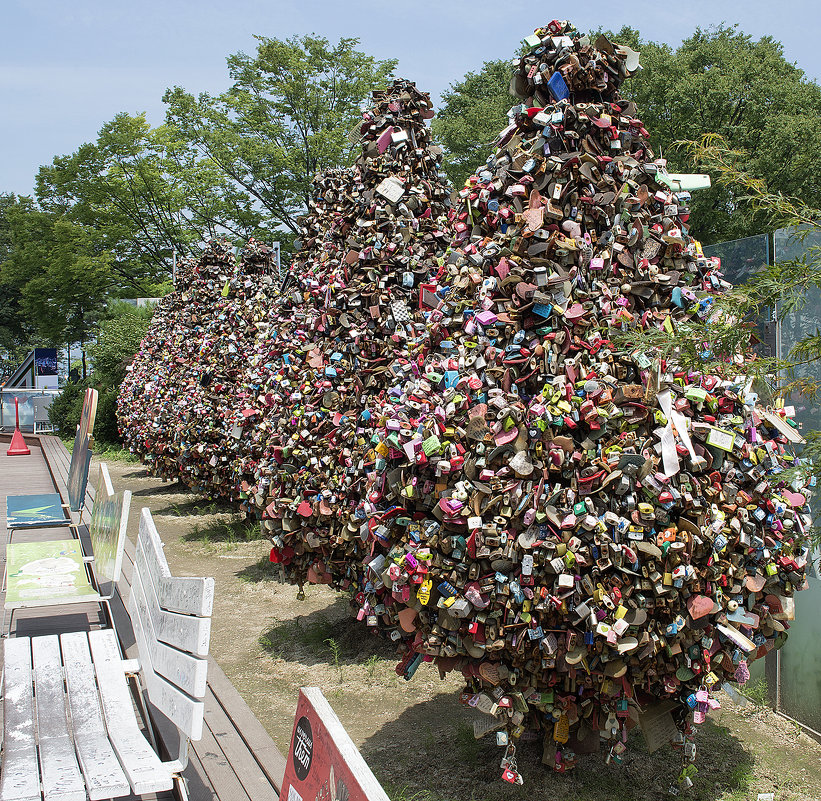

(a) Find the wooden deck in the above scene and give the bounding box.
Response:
[0,434,286,800]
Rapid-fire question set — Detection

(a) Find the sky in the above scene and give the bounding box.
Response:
[2,0,820,198]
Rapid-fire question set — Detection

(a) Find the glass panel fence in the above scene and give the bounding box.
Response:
[0,389,60,432]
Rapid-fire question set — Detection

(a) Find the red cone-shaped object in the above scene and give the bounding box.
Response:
[7,397,30,456]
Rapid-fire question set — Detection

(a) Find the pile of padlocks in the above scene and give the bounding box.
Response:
[119,26,811,786]
[118,238,281,489]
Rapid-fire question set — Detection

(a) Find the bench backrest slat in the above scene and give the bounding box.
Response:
[135,509,213,654]
[129,508,213,740]
[135,511,214,617]
[129,567,209,698]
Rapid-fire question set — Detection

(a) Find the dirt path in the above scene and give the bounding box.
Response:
[106,457,821,801]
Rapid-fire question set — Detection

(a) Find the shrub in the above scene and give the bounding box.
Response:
[48,379,88,438]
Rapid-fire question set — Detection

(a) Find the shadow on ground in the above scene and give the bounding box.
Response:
[124,471,183,491]
[236,555,280,583]
[362,694,756,801]
[258,596,397,667]
[151,496,233,517]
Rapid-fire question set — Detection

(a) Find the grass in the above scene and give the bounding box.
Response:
[740,678,769,706]
[259,615,338,661]
[363,653,382,678]
[455,722,481,763]
[184,517,264,545]
[93,443,139,462]
[726,762,755,792]
[379,783,448,801]
[257,603,396,668]
[170,499,224,517]
[326,637,343,678]
[61,437,138,463]
[238,555,282,583]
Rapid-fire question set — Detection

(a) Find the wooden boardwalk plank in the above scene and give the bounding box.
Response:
[205,657,287,790]
[186,714,252,801]
[202,690,279,801]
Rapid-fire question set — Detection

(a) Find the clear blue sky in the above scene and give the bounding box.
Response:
[2,0,820,198]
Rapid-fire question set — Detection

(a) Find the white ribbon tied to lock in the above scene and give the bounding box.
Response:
[656,390,698,477]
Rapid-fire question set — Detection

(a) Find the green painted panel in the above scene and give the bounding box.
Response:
[5,539,97,608]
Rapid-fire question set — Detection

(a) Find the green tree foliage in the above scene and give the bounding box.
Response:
[90,302,154,385]
[432,59,514,189]
[1,202,110,354]
[36,114,192,292]
[163,34,397,240]
[434,24,821,245]
[48,380,87,439]
[0,194,35,372]
[5,34,397,416]
[620,24,821,245]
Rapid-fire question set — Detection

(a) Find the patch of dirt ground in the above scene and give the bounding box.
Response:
[106,457,821,801]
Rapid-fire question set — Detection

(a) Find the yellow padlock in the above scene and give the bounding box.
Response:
[417,579,431,606]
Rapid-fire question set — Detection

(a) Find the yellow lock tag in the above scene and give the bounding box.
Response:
[554,714,569,744]
[417,579,431,606]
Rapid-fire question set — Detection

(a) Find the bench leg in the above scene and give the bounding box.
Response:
[128,672,161,753]
[1,564,11,637]
[100,598,114,631]
[173,772,190,801]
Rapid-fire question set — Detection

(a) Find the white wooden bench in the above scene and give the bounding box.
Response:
[0,507,215,801]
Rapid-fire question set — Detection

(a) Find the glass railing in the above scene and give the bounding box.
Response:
[0,388,61,432]
[703,233,776,357]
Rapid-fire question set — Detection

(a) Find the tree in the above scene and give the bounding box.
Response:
[36,114,193,293]
[48,302,154,444]
[1,203,111,374]
[432,59,514,189]
[163,34,397,242]
[620,24,821,244]
[89,301,154,386]
[0,194,36,371]
[434,24,821,244]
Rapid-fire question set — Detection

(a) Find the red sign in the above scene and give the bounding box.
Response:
[280,688,390,801]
